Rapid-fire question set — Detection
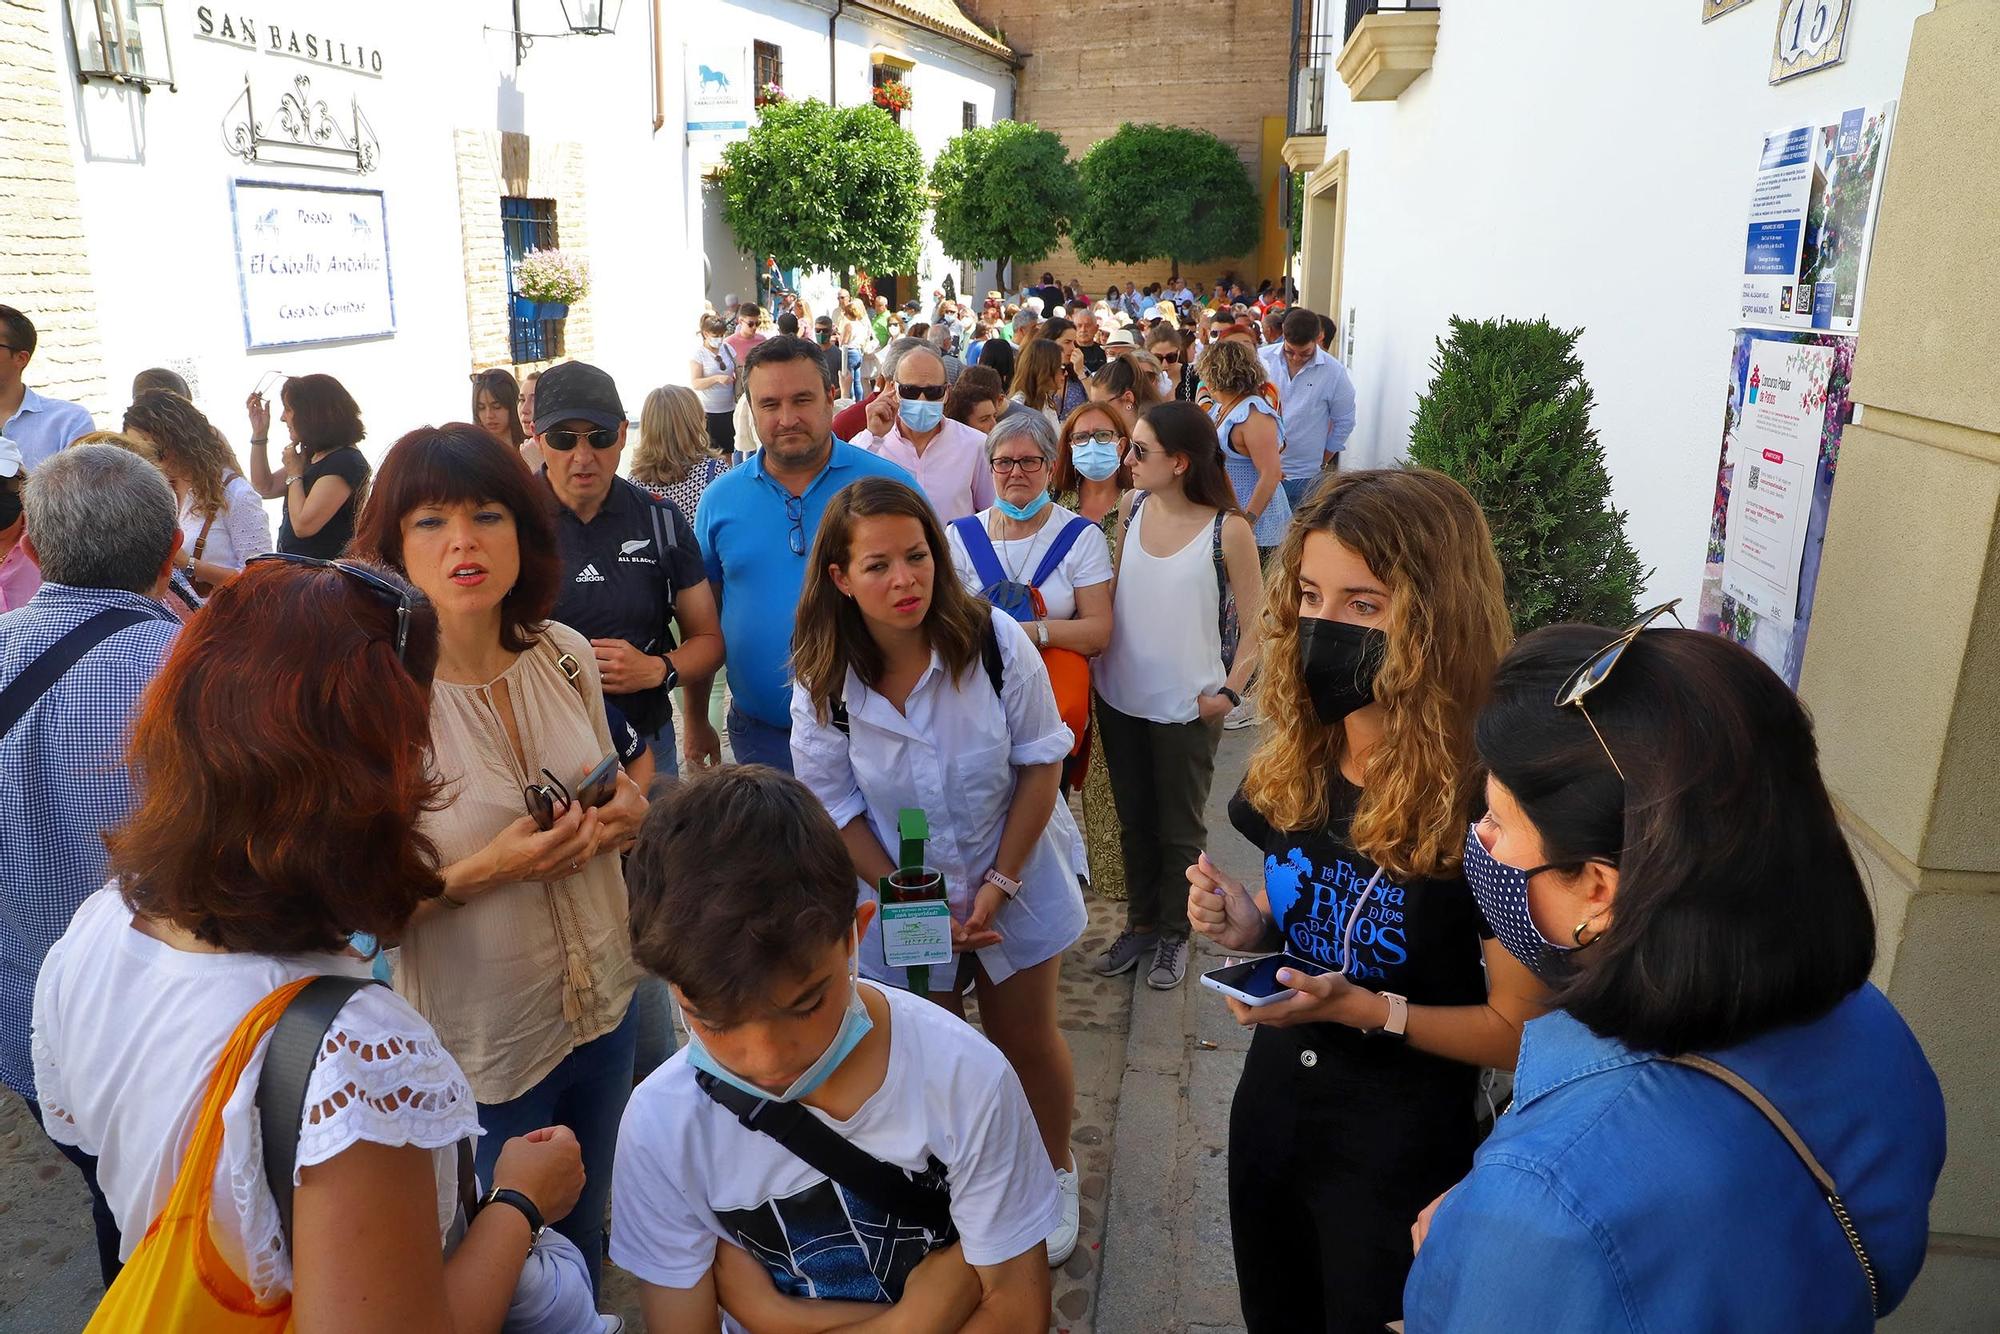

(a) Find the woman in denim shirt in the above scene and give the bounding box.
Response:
[1405,620,1946,1332]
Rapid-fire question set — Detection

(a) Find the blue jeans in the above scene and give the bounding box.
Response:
[639,722,680,781]
[26,1097,121,1287]
[1281,476,1315,510]
[726,705,794,773]
[845,347,863,396]
[475,1000,638,1300]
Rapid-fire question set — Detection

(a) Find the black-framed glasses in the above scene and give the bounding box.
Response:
[524,768,572,831]
[990,455,1047,475]
[1079,429,1123,448]
[896,383,947,401]
[541,427,620,451]
[245,553,417,663]
[1554,599,1684,781]
[785,494,807,556]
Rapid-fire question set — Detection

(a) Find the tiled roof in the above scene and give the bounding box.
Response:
[855,0,1014,61]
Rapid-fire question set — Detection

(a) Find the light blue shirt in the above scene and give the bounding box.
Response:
[1258,342,1355,478]
[1404,986,1945,1332]
[694,440,918,729]
[4,387,97,469]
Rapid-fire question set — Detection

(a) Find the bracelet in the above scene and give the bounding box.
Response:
[439,887,467,909]
[249,437,268,446]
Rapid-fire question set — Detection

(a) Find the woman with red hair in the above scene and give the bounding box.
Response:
[31,559,591,1330]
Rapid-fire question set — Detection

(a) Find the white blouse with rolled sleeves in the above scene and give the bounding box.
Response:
[790,607,1088,992]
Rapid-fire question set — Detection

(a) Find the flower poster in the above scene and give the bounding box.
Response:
[1698,329,1854,686]
[1739,101,1895,333]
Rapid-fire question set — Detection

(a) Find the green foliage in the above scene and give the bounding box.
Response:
[1072,123,1260,272]
[929,120,1080,281]
[719,99,924,277]
[1287,170,1306,255]
[1407,316,1649,633]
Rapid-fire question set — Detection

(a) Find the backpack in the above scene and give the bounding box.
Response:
[948,513,1095,625]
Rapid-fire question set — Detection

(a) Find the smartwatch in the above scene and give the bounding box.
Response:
[982,867,1022,900]
[1034,620,1050,648]
[477,1186,546,1245]
[1367,991,1409,1039]
[1217,686,1242,708]
[658,656,679,692]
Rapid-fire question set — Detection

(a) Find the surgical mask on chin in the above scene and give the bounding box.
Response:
[1297,618,1387,724]
[685,929,875,1104]
[995,489,1053,521]
[1071,440,1122,481]
[1461,822,1575,981]
[898,397,944,433]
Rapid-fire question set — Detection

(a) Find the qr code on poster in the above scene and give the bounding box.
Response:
[1748,464,1763,491]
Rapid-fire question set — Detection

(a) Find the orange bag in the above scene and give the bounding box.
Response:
[83,976,313,1333]
[1041,645,1093,784]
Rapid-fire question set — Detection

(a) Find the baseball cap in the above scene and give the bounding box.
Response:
[1106,328,1138,348]
[533,361,625,434]
[0,436,23,480]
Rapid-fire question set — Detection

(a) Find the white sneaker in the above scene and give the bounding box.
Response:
[1223,698,1258,729]
[1047,1154,1081,1266]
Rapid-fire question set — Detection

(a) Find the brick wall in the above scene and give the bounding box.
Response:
[0,0,109,419]
[961,0,1291,296]
[453,129,594,374]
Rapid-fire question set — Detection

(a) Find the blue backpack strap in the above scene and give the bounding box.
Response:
[1029,515,1095,588]
[951,515,1007,592]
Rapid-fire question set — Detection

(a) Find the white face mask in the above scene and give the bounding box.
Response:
[1157,372,1174,397]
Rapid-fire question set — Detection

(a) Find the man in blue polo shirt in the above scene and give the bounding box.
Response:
[0,307,95,469]
[694,336,917,773]
[1258,305,1357,508]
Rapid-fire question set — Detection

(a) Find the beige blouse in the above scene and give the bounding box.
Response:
[396,620,640,1104]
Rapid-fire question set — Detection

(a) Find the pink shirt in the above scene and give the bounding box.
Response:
[857,418,996,522]
[0,540,42,612]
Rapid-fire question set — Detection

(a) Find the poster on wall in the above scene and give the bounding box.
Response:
[1739,101,1895,333]
[1771,0,1851,83]
[685,42,751,135]
[229,180,394,350]
[1703,0,1756,21]
[1698,328,1854,686]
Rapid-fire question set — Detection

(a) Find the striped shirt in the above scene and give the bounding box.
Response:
[0,583,178,1097]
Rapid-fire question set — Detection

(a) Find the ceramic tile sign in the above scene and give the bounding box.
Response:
[1771,0,1851,82]
[230,180,394,350]
[1739,102,1896,333]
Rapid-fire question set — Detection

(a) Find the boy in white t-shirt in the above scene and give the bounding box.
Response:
[611,766,1058,1332]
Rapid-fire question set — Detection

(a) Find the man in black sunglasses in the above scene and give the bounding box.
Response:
[535,361,724,776]
[858,344,993,521]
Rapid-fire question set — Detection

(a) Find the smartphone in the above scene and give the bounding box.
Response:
[572,752,622,809]
[1200,954,1330,1007]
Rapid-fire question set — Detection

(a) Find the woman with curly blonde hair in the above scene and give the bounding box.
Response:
[1185,467,1544,1334]
[122,389,271,595]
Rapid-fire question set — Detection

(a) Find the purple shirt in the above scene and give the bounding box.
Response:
[857,417,996,522]
[0,542,40,613]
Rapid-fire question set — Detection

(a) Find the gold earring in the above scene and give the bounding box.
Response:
[1573,919,1599,948]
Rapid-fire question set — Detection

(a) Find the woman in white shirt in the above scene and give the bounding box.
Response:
[123,389,272,594]
[789,476,1089,1268]
[689,314,739,457]
[1091,401,1263,992]
[33,558,588,1333]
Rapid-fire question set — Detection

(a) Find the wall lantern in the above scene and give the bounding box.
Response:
[68,0,177,92]
[503,0,625,65]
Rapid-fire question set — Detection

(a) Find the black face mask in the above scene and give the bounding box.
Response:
[0,489,20,532]
[1298,618,1387,724]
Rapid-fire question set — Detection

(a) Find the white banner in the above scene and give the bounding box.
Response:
[685,42,751,135]
[230,180,395,349]
[1720,337,1835,621]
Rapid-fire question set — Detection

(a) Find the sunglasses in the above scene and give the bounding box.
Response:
[1554,599,1685,780]
[1156,353,1181,364]
[541,427,619,451]
[245,553,416,663]
[896,383,947,401]
[991,455,1047,475]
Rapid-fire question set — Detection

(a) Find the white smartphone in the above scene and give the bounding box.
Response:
[1199,953,1332,1007]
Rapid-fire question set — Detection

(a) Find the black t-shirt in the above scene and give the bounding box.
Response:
[277,446,370,558]
[1228,778,1490,1090]
[549,476,706,735]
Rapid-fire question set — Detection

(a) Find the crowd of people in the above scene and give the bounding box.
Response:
[0,289,1950,1333]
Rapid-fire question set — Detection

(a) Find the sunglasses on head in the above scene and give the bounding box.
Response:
[541,427,619,451]
[1554,599,1685,780]
[245,553,416,663]
[896,383,947,401]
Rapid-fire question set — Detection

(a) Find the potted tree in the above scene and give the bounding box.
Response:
[512,248,589,322]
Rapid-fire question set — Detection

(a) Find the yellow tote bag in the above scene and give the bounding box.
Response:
[84,976,313,1333]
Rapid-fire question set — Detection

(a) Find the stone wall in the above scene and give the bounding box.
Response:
[0,0,109,418]
[960,0,1291,296]
[452,129,594,374]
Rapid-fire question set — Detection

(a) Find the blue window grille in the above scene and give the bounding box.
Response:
[503,196,561,364]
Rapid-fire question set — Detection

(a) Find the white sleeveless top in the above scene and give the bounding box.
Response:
[32,887,481,1302]
[1095,498,1224,723]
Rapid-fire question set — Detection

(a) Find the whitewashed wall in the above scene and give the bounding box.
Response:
[1315,0,1930,609]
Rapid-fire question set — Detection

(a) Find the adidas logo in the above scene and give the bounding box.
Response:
[574,563,606,583]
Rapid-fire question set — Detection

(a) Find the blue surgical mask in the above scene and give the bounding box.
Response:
[898,397,944,433]
[1461,821,1575,980]
[1071,440,1121,481]
[685,930,875,1103]
[995,489,1053,521]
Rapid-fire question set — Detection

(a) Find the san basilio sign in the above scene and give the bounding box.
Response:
[194,7,386,76]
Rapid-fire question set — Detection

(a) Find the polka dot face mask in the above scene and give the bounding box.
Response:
[1462,818,1573,980]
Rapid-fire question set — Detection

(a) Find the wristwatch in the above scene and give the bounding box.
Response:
[1217,686,1242,708]
[1367,991,1409,1039]
[1033,620,1050,648]
[477,1186,546,1247]
[982,867,1022,900]
[658,656,679,692]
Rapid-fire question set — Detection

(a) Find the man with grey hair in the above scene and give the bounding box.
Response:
[857,343,994,520]
[0,443,182,1286]
[831,334,928,443]
[928,321,966,385]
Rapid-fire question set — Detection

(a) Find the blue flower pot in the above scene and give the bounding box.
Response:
[512,296,571,321]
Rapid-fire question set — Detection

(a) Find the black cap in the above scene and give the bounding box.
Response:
[533,361,624,434]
